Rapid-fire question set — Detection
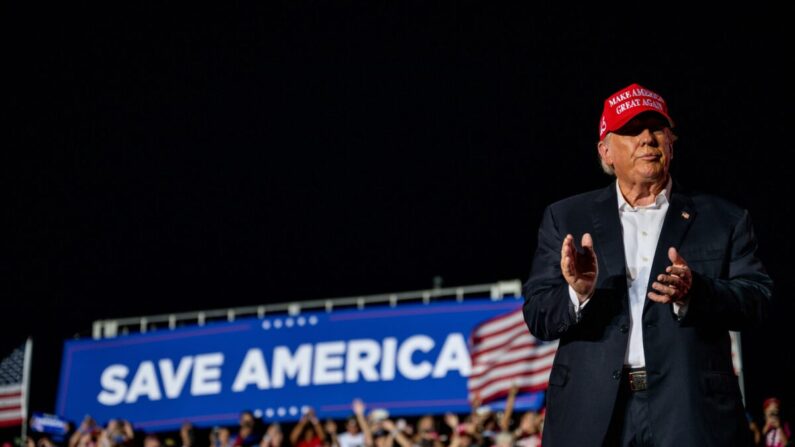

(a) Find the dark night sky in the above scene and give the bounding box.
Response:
[3,2,794,425]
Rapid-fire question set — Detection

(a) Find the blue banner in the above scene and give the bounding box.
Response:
[57,298,542,431]
[30,413,70,438]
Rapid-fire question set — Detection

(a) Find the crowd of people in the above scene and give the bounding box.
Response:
[12,392,791,447]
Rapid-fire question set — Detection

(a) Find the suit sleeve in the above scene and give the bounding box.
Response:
[683,209,773,330]
[522,205,579,341]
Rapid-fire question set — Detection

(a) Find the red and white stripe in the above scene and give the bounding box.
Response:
[0,384,24,428]
[467,308,558,403]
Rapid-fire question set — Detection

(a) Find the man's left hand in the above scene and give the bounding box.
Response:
[648,247,692,305]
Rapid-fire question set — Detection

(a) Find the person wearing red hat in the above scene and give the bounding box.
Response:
[762,398,790,446]
[522,83,773,446]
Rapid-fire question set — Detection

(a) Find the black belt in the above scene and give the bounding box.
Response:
[623,367,647,391]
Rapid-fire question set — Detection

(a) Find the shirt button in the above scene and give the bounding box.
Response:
[558,323,568,332]
[642,256,649,262]
[641,231,648,236]
[612,370,621,380]
[619,324,629,333]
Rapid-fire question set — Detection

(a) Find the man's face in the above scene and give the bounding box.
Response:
[765,402,780,421]
[418,416,434,434]
[240,414,254,429]
[599,112,674,184]
[374,433,390,447]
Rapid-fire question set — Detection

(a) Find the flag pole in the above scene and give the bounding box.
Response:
[21,337,33,442]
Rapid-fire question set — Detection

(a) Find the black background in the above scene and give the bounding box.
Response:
[3,2,793,429]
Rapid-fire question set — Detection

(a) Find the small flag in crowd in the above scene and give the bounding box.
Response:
[0,339,32,429]
[467,308,557,404]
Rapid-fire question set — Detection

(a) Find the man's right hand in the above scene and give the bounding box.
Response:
[560,233,598,303]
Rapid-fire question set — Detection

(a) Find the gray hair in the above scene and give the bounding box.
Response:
[598,133,616,176]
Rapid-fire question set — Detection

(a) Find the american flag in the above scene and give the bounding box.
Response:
[0,340,30,428]
[467,308,557,404]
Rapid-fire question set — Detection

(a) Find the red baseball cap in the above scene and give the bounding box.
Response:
[763,397,781,411]
[599,83,674,140]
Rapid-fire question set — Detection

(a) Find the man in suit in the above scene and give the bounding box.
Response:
[522,83,773,446]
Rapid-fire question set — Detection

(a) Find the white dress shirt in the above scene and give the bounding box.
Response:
[569,178,685,367]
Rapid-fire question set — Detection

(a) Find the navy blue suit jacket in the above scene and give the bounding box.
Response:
[522,181,773,446]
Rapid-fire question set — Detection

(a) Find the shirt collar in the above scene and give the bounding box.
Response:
[616,177,672,211]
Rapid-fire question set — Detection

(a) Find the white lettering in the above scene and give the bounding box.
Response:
[313,342,345,385]
[432,333,471,378]
[96,332,483,402]
[641,98,663,110]
[97,365,129,406]
[159,357,193,399]
[272,345,312,388]
[125,361,161,403]
[380,337,397,381]
[345,339,381,383]
[191,353,223,395]
[608,91,632,107]
[232,349,270,391]
[616,99,641,115]
[397,335,434,380]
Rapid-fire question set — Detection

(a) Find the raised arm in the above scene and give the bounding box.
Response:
[290,415,307,446]
[353,399,373,447]
[500,384,519,433]
[308,409,326,442]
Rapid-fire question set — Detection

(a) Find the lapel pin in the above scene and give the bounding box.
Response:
[681,211,690,220]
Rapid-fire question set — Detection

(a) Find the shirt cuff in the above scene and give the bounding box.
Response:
[568,286,591,312]
[673,301,689,318]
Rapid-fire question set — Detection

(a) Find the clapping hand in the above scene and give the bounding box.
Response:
[561,233,598,303]
[648,247,692,305]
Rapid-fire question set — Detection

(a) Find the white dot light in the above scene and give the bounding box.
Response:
[308,316,318,325]
[274,319,283,329]
[277,407,286,416]
[262,321,271,330]
[289,406,298,416]
[254,409,263,418]
[265,408,274,418]
[285,318,294,327]
[297,317,306,326]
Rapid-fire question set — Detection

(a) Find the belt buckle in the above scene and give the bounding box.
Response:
[628,370,647,391]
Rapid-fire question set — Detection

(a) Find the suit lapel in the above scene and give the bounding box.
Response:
[590,183,627,284]
[643,183,696,314]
